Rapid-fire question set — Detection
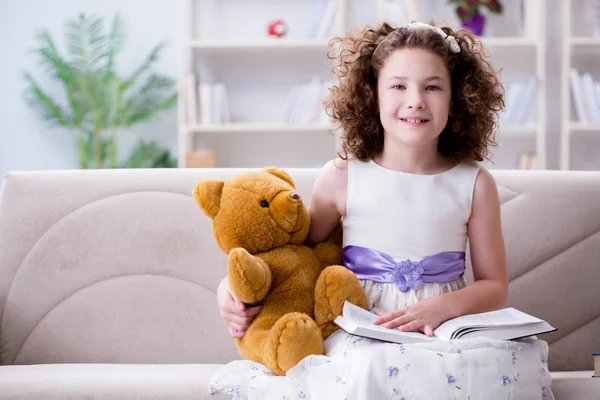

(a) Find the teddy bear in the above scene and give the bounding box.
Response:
[193,167,366,375]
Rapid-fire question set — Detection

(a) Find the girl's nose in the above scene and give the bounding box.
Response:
[406,90,426,109]
[407,98,425,109]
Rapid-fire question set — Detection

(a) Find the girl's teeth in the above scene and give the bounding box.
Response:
[404,119,425,123]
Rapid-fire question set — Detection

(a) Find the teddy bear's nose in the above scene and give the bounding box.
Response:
[289,193,300,200]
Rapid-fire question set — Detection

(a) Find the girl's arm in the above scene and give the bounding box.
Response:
[305,159,348,246]
[442,167,508,317]
[375,168,508,335]
[216,277,263,338]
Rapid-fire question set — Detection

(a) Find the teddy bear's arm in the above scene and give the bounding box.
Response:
[313,221,343,267]
[227,248,272,304]
[313,241,343,267]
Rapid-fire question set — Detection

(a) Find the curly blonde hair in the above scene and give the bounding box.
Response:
[324,22,504,163]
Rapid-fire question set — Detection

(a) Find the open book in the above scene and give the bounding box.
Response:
[334,301,556,344]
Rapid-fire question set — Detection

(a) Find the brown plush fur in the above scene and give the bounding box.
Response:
[193,167,366,375]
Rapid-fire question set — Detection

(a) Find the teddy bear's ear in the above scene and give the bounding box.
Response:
[193,180,225,219]
[264,167,295,189]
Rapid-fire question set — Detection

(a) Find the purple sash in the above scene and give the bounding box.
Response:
[343,245,466,292]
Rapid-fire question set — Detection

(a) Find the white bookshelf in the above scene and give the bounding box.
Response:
[560,0,600,170]
[184,123,334,134]
[178,0,548,169]
[188,39,331,52]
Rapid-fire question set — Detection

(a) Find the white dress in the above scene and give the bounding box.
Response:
[209,160,554,400]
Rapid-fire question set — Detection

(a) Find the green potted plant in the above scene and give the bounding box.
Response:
[448,0,503,36]
[23,13,177,169]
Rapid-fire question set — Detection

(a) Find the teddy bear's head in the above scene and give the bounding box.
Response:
[193,167,311,254]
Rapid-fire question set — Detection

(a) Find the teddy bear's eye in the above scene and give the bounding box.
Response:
[260,200,270,208]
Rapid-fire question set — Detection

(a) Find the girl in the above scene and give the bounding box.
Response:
[211,21,554,399]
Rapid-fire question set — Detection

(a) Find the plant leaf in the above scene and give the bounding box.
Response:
[106,13,126,74]
[121,74,177,125]
[66,13,106,71]
[120,42,166,94]
[32,30,87,126]
[23,72,73,127]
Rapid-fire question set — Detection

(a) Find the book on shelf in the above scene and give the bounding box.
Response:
[593,353,599,378]
[196,81,231,125]
[186,73,199,125]
[282,77,334,125]
[334,301,556,345]
[500,76,537,125]
[306,0,338,39]
[569,68,600,124]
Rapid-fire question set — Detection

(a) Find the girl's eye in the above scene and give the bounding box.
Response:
[392,84,406,90]
[426,85,440,91]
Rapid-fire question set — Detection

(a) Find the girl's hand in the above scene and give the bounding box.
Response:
[217,280,262,338]
[373,295,450,337]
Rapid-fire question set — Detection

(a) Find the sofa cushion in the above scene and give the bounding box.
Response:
[0,364,229,400]
[0,365,597,400]
[550,371,600,400]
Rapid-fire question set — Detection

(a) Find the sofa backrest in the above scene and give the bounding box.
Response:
[0,168,598,371]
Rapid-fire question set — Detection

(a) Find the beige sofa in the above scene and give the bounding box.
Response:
[0,168,598,400]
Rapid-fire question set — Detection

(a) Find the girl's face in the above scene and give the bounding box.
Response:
[377,48,451,148]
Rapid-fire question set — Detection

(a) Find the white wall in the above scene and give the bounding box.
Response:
[0,1,588,177]
[0,0,182,179]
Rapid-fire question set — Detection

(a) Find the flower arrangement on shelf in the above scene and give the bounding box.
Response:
[448,0,503,36]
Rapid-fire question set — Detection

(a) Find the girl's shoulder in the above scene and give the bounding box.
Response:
[313,157,349,215]
[318,157,350,183]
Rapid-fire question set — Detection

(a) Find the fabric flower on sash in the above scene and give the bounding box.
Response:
[386,259,425,292]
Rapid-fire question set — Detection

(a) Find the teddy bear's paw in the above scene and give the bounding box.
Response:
[228,248,272,304]
[315,265,367,339]
[264,312,323,375]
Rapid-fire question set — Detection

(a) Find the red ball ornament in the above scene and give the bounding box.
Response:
[267,19,288,38]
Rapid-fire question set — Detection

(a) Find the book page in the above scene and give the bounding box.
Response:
[342,301,378,324]
[434,308,543,340]
[457,321,556,341]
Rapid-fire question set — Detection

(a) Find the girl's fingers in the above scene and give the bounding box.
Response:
[424,325,434,337]
[227,321,247,332]
[223,312,251,328]
[374,309,406,325]
[383,314,414,329]
[398,320,421,333]
[232,295,246,311]
[245,305,263,316]
[223,301,260,318]
[228,326,244,338]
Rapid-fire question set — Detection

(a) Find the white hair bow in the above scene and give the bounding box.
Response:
[408,21,461,54]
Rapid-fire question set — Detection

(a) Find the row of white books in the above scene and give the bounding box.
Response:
[185,73,334,126]
[282,77,333,125]
[500,76,537,124]
[570,68,600,123]
[186,74,231,125]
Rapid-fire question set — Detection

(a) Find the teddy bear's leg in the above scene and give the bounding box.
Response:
[262,312,323,375]
[315,265,367,339]
[227,248,272,304]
